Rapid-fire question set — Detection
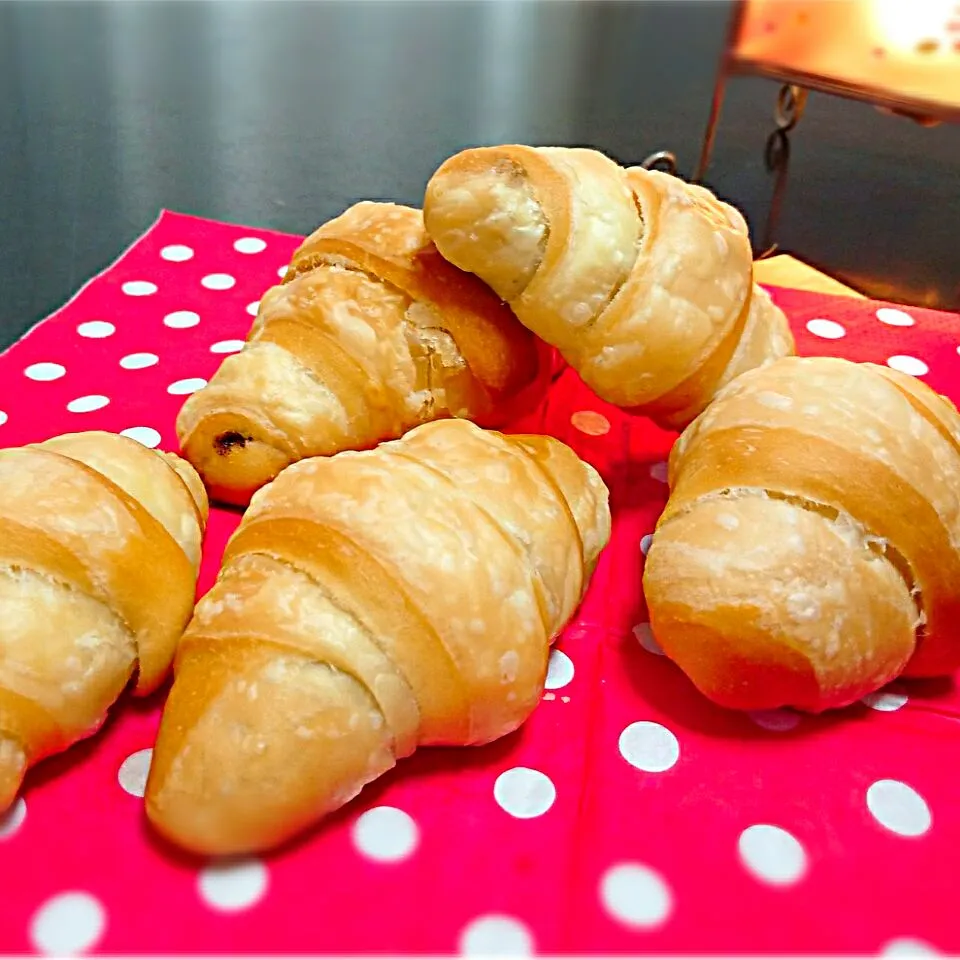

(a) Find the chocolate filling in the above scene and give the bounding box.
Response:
[215,432,252,455]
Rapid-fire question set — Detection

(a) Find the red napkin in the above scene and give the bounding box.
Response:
[0,210,957,956]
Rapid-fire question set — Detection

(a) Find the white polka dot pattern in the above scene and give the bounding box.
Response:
[0,410,8,426]
[198,859,268,912]
[882,937,940,956]
[886,355,929,377]
[749,709,801,732]
[544,649,574,689]
[738,824,807,885]
[493,767,556,819]
[167,377,208,395]
[119,426,162,448]
[234,237,268,254]
[460,915,534,956]
[120,352,159,370]
[76,320,115,338]
[877,307,916,327]
[649,460,669,483]
[117,749,153,798]
[0,797,26,839]
[861,688,909,712]
[632,622,664,656]
[600,863,672,929]
[806,317,846,339]
[570,410,611,436]
[121,280,157,296]
[30,892,106,956]
[160,244,194,262]
[867,780,932,837]
[210,339,245,354]
[164,310,201,329]
[618,722,679,772]
[201,273,236,291]
[66,395,110,414]
[352,806,419,863]
[24,362,66,381]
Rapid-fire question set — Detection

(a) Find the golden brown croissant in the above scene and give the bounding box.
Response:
[145,418,610,855]
[0,430,208,811]
[423,144,795,429]
[642,356,960,713]
[176,201,547,506]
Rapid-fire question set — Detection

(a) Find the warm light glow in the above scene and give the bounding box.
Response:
[732,0,960,115]
[870,0,955,54]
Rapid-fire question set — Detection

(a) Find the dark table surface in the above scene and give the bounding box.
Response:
[1,0,958,351]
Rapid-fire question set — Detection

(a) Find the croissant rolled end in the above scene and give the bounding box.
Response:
[643,496,918,714]
[179,428,294,509]
[423,147,547,305]
[0,739,27,816]
[160,451,210,527]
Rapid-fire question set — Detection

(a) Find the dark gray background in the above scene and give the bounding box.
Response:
[1,0,958,349]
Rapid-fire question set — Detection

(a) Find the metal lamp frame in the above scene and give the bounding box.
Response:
[694,0,960,184]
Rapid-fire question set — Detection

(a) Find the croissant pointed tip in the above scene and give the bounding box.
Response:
[0,740,26,815]
[144,788,241,858]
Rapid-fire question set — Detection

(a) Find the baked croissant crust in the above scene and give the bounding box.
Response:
[423,144,794,429]
[0,431,207,811]
[643,357,960,713]
[146,418,610,855]
[176,201,546,506]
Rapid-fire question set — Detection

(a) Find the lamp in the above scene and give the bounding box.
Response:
[696,0,960,181]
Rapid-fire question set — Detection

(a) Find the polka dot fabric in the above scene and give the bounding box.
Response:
[0,210,958,955]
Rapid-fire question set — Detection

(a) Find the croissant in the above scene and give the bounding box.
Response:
[145,418,611,855]
[0,430,208,811]
[176,201,548,506]
[642,356,960,713]
[422,144,795,429]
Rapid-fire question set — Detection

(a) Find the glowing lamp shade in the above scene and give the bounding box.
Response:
[730,0,960,119]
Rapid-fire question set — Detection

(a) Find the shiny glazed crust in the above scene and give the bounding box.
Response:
[145,418,611,855]
[642,357,960,713]
[0,430,207,811]
[423,144,794,428]
[176,201,546,506]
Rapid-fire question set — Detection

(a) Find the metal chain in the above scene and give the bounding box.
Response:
[640,150,678,175]
[774,84,808,132]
